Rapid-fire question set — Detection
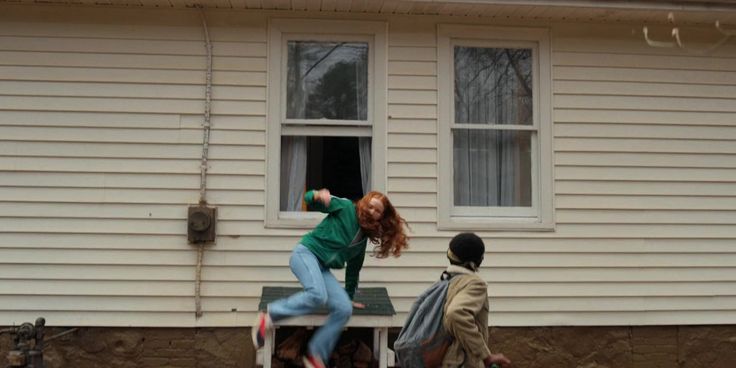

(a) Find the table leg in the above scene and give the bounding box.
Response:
[262,327,275,368]
[378,327,388,368]
[373,328,379,361]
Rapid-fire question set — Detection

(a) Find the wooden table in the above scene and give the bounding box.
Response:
[256,287,395,368]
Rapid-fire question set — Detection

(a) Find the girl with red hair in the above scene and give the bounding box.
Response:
[252,188,409,368]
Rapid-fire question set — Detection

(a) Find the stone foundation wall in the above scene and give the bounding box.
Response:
[489,326,736,368]
[0,327,254,368]
[1,325,734,368]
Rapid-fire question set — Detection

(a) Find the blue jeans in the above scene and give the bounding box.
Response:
[268,244,353,362]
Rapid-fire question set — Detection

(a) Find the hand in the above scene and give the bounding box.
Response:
[315,189,331,207]
[352,301,366,309]
[484,353,511,368]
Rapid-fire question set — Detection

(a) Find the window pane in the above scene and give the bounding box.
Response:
[280,136,371,211]
[287,41,369,121]
[453,129,532,207]
[454,46,533,125]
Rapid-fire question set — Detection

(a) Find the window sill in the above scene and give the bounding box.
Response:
[438,216,555,232]
[265,212,325,229]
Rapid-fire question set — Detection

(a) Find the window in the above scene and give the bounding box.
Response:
[438,25,553,230]
[267,20,387,227]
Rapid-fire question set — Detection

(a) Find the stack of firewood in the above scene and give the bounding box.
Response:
[271,328,376,368]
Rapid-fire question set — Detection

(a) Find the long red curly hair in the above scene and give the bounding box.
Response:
[356,191,409,258]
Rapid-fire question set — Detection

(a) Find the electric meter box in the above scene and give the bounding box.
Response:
[188,205,217,244]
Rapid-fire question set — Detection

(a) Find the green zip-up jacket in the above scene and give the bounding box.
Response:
[300,190,367,300]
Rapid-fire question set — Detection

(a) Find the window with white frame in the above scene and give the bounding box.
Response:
[438,25,553,230]
[266,20,387,227]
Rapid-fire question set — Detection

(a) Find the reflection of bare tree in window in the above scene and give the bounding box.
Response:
[307,62,362,119]
[287,42,368,120]
[454,47,532,125]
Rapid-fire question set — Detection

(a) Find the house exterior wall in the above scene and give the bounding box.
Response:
[1,4,735,329]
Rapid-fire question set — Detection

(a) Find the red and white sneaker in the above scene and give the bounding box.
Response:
[302,354,326,368]
[251,311,273,349]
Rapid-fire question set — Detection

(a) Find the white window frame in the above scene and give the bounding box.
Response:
[437,24,554,231]
[266,19,387,228]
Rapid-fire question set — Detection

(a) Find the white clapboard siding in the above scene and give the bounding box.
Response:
[554,66,736,85]
[386,118,437,134]
[0,52,267,72]
[552,51,736,72]
[0,96,265,115]
[0,81,266,100]
[1,7,735,328]
[556,209,736,224]
[556,181,736,196]
[0,126,266,145]
[0,17,268,41]
[3,231,736,251]
[6,278,735,298]
[556,152,736,169]
[0,66,268,86]
[0,173,264,190]
[5,247,736,268]
[555,137,736,154]
[555,123,736,140]
[387,177,436,192]
[0,142,265,160]
[0,295,260,313]
[4,264,736,283]
[0,36,267,57]
[0,202,264,221]
[557,166,736,182]
[554,80,736,100]
[555,109,736,127]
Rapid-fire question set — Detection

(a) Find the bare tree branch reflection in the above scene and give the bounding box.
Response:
[454,46,532,125]
[287,41,368,120]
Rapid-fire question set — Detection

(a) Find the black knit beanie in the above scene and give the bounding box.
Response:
[448,232,485,269]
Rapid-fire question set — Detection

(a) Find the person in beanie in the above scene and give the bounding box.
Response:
[443,232,511,368]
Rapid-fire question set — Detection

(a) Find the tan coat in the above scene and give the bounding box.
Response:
[441,265,492,368]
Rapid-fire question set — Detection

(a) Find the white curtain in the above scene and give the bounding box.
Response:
[453,131,524,207]
[453,47,531,207]
[358,137,371,194]
[280,137,307,212]
[356,45,370,195]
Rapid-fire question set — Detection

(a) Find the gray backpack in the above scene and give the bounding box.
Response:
[394,271,455,368]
